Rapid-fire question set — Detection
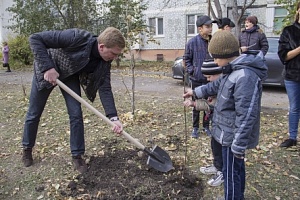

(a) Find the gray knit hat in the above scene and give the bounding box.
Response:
[208,31,240,59]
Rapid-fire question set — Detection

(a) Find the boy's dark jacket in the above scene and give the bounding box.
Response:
[278,21,300,82]
[184,34,211,83]
[30,28,117,117]
[194,51,267,156]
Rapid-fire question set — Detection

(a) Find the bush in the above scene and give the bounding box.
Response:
[7,35,33,69]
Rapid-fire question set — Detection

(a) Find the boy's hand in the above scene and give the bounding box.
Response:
[183,99,195,107]
[240,46,247,52]
[183,88,193,98]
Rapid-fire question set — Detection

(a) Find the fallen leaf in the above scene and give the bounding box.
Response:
[289,175,300,180]
[263,161,272,165]
[165,144,177,151]
[37,195,44,200]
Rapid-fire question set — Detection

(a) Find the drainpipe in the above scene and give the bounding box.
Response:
[208,0,211,17]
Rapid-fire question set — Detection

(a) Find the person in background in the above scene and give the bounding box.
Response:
[184,62,224,187]
[184,31,267,200]
[2,42,11,72]
[217,17,235,31]
[278,1,300,148]
[184,15,216,138]
[239,16,269,55]
[21,27,125,174]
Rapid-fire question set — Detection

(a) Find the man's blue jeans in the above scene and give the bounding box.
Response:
[223,146,245,200]
[22,75,85,156]
[284,80,300,140]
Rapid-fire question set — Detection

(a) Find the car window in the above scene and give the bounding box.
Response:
[267,38,279,53]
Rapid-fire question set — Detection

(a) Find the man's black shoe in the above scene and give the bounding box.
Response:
[22,148,33,167]
[72,155,88,174]
[279,139,297,148]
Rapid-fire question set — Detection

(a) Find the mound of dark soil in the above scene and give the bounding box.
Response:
[63,142,204,199]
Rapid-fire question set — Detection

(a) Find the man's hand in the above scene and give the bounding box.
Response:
[111,120,123,134]
[44,68,59,86]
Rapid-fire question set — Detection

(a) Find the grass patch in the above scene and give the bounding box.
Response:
[0,70,299,199]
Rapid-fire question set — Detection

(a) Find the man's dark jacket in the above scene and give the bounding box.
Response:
[30,28,118,118]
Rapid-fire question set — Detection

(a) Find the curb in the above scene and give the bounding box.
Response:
[112,69,173,78]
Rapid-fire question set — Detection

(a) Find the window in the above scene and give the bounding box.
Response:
[187,15,200,35]
[274,7,288,32]
[149,17,164,36]
[240,14,249,29]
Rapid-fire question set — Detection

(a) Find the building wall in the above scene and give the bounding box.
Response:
[1,0,284,61]
[124,49,185,61]
[136,0,282,61]
[0,0,14,43]
[140,0,208,51]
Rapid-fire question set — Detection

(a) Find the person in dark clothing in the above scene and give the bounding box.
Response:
[217,17,235,31]
[239,16,269,56]
[21,27,125,173]
[184,15,216,138]
[278,2,300,148]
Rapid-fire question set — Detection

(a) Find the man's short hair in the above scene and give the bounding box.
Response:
[97,27,125,49]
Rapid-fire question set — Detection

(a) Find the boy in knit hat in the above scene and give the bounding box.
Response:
[184,18,236,187]
[184,61,224,187]
[183,31,267,199]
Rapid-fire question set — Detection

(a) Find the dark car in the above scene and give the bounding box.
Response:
[172,57,214,85]
[172,37,284,86]
[263,37,284,86]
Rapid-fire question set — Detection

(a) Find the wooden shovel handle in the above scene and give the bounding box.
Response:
[56,79,145,150]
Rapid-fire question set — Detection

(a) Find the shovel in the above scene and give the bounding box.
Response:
[56,79,173,173]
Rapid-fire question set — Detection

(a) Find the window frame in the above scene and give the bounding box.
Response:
[186,14,200,36]
[273,7,288,32]
[149,17,164,37]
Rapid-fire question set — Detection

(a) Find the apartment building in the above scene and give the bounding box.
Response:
[134,0,287,61]
[0,0,14,43]
[0,0,288,61]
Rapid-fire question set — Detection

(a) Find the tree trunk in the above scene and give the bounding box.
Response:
[130,53,135,115]
[115,58,120,67]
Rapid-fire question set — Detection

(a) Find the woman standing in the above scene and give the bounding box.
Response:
[278,2,300,148]
[239,16,269,55]
[2,42,11,72]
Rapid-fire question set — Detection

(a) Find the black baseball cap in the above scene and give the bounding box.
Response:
[217,18,235,29]
[196,15,217,27]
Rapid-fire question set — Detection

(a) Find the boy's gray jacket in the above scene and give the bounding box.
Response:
[194,51,267,155]
[30,28,118,117]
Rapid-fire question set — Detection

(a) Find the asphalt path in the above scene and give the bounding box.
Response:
[0,70,288,110]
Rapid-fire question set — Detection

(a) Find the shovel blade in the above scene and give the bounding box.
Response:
[146,145,174,173]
